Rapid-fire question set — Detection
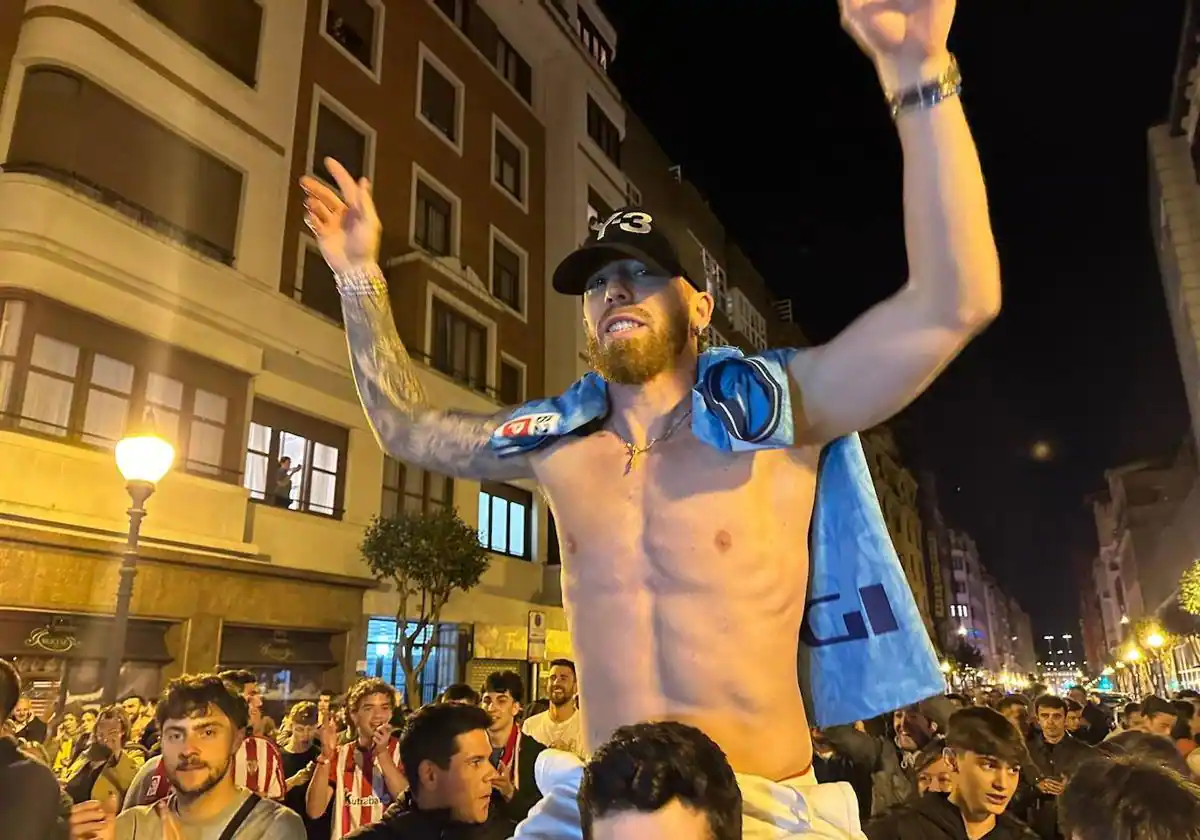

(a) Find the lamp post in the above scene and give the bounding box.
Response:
[101,430,175,704]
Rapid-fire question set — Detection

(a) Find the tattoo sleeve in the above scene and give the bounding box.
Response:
[336,265,533,481]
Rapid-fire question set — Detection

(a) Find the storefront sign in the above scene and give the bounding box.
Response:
[25,624,77,654]
[928,531,946,619]
[259,632,294,662]
[527,611,547,662]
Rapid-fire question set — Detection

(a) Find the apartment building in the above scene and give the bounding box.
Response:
[860,425,932,634]
[0,0,564,708]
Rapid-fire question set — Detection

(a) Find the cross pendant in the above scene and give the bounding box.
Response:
[623,443,644,475]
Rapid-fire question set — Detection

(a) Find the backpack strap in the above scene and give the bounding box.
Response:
[217,793,262,840]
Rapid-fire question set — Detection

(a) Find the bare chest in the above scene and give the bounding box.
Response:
[536,432,819,594]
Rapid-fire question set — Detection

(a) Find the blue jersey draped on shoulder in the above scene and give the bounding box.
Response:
[486,346,943,727]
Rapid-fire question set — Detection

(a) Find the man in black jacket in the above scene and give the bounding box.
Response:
[865,706,1037,840]
[1024,694,1093,840]
[0,659,62,839]
[480,671,546,833]
[348,703,509,840]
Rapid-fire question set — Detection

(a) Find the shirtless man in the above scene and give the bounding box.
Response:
[301,1,996,834]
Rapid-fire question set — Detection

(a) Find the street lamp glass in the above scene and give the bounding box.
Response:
[115,434,175,483]
[1146,632,1165,649]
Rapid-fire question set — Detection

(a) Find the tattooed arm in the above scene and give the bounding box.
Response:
[337,266,534,481]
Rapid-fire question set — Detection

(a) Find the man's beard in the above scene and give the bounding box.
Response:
[549,688,572,707]
[168,753,233,802]
[586,310,688,385]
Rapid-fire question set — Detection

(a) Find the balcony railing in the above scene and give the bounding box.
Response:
[1,162,235,266]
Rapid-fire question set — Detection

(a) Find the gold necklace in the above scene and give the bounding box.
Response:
[616,405,693,475]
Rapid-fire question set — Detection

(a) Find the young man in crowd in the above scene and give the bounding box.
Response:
[480,671,546,832]
[865,707,1035,840]
[440,684,482,706]
[578,721,742,840]
[996,697,1031,740]
[1138,696,1179,738]
[345,702,505,839]
[0,658,61,838]
[1025,695,1092,840]
[522,660,584,759]
[62,705,144,806]
[1059,754,1200,840]
[69,673,304,839]
[307,678,405,838]
[221,670,287,800]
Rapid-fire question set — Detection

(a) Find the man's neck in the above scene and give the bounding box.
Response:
[1043,731,1065,745]
[608,363,696,445]
[177,775,240,823]
[357,733,375,750]
[488,722,515,749]
[548,702,576,724]
[949,790,996,840]
[286,738,312,754]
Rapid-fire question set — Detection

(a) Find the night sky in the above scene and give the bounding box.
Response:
[597,0,1193,635]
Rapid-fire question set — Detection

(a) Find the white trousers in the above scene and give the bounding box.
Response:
[512,749,867,840]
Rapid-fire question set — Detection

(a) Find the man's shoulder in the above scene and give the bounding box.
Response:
[2,748,58,794]
[248,796,306,836]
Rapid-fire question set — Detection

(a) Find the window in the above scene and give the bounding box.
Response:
[495,37,533,103]
[499,359,524,405]
[478,482,532,559]
[705,326,730,348]
[8,67,242,265]
[730,288,768,351]
[323,0,381,75]
[414,179,454,256]
[432,299,488,394]
[134,0,262,86]
[432,0,462,26]
[586,96,620,164]
[626,181,642,206]
[243,401,348,517]
[295,239,342,323]
[491,235,523,313]
[418,52,462,150]
[493,122,525,205]
[578,10,612,71]
[0,294,246,479]
[381,457,453,517]
[701,246,730,314]
[586,187,613,233]
[311,98,371,184]
[364,618,458,705]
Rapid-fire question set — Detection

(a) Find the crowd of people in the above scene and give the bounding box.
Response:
[5,655,1200,839]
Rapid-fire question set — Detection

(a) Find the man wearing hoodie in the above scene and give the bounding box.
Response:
[864,707,1036,840]
[347,703,507,840]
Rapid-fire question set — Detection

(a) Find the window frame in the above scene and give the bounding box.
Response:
[488,226,527,318]
[133,0,264,88]
[498,354,526,405]
[491,114,529,213]
[585,95,621,165]
[409,164,462,258]
[293,234,343,324]
[416,43,466,156]
[244,400,349,519]
[577,9,612,71]
[305,86,377,191]
[0,291,248,483]
[477,481,533,560]
[319,0,385,82]
[381,457,454,518]
[428,295,491,396]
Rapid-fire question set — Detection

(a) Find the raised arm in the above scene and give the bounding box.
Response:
[302,158,533,482]
[790,1,1001,445]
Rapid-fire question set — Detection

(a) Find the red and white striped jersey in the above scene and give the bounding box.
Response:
[330,737,402,838]
[234,734,286,800]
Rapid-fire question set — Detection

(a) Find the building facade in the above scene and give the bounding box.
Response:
[861,426,932,633]
[0,0,573,710]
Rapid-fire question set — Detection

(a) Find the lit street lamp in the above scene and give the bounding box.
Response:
[101,429,175,704]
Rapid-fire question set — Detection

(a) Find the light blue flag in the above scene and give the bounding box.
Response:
[488,346,944,727]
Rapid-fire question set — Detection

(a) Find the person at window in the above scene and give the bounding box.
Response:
[303,0,1000,835]
[439,684,481,706]
[578,720,741,840]
[522,660,584,759]
[63,705,145,806]
[1058,754,1200,840]
[307,678,406,838]
[480,671,546,832]
[69,673,305,839]
[864,706,1035,840]
[0,658,63,839]
[345,702,506,839]
[273,456,303,508]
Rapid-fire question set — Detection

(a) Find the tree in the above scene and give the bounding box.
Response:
[361,507,490,707]
[950,638,985,670]
[1181,560,1200,617]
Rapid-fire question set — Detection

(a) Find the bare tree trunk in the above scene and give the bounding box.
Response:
[393,576,414,708]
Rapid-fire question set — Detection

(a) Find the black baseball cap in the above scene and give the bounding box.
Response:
[551,206,696,295]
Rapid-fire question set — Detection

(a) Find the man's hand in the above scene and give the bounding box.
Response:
[1036,777,1065,796]
[301,157,382,274]
[839,0,955,90]
[373,724,395,760]
[318,718,339,757]
[491,761,515,801]
[68,794,117,840]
